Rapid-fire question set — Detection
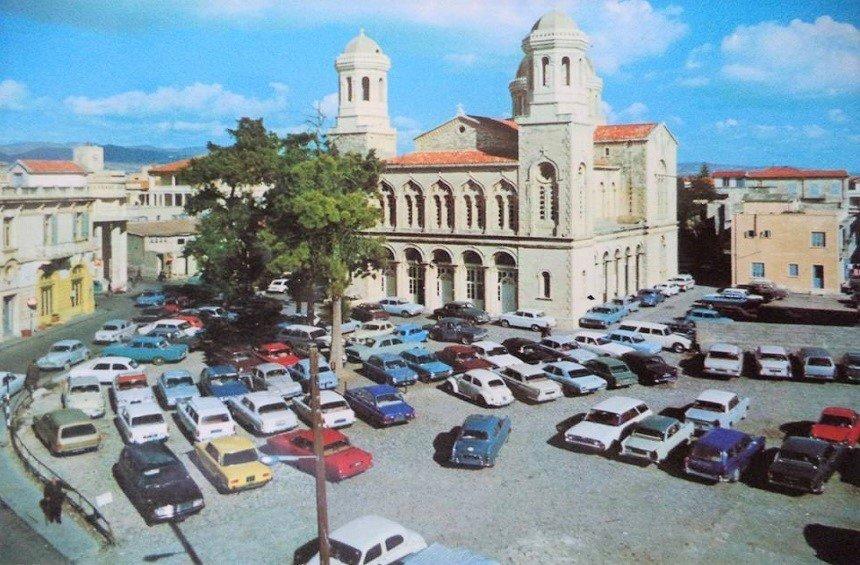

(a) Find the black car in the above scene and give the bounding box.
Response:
[428,317,488,344]
[621,351,678,385]
[113,442,204,524]
[501,338,563,364]
[767,436,843,494]
[432,301,491,324]
[350,303,390,322]
[667,318,696,339]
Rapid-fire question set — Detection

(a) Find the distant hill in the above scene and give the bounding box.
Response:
[678,162,755,176]
[0,142,204,171]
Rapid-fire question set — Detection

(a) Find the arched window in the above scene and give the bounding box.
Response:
[464,195,473,228]
[434,195,443,228]
[346,77,353,102]
[541,271,551,298]
[536,162,557,224]
[562,57,570,86]
[496,195,504,229]
[361,76,370,101]
[541,57,550,87]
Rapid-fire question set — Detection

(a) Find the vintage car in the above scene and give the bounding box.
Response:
[501,337,563,364]
[583,357,638,389]
[344,385,415,427]
[573,331,635,358]
[199,365,249,399]
[563,396,652,452]
[378,297,425,317]
[266,428,372,481]
[667,274,696,291]
[445,369,514,407]
[266,278,289,293]
[499,363,562,403]
[811,407,859,446]
[1,371,26,399]
[138,318,201,338]
[245,363,303,400]
[450,414,511,468]
[307,515,426,565]
[145,327,205,352]
[768,436,843,494]
[362,353,418,387]
[578,304,628,329]
[195,435,272,492]
[394,323,429,343]
[155,370,200,408]
[605,330,662,355]
[621,351,678,385]
[254,342,300,368]
[400,347,453,382]
[636,288,665,307]
[432,301,491,324]
[436,345,493,374]
[753,345,792,379]
[175,313,205,329]
[736,280,788,302]
[684,428,765,483]
[176,397,235,442]
[610,295,641,313]
[653,282,681,296]
[70,356,140,385]
[841,351,860,382]
[293,390,355,428]
[620,415,695,464]
[615,321,693,353]
[93,319,138,344]
[428,317,488,344]
[498,308,557,331]
[195,305,238,322]
[62,374,105,418]
[542,361,607,396]
[33,408,101,455]
[135,290,166,307]
[111,373,154,411]
[702,343,743,378]
[102,336,187,365]
[288,358,339,391]
[226,392,298,435]
[681,308,733,325]
[349,303,390,323]
[470,340,522,369]
[346,335,414,364]
[113,442,204,524]
[37,339,91,370]
[684,389,749,432]
[210,346,263,376]
[117,401,169,444]
[797,347,837,381]
[349,320,398,343]
[275,324,329,352]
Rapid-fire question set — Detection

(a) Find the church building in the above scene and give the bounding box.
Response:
[332,11,679,325]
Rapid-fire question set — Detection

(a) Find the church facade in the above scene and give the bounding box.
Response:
[331,11,679,325]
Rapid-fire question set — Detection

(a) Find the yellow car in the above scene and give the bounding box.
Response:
[194,435,272,493]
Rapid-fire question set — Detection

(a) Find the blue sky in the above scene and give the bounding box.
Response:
[0,1,858,170]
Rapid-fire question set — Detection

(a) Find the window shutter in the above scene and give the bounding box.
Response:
[51,215,59,244]
[81,212,89,239]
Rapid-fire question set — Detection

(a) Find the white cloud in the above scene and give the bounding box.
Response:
[313,92,339,119]
[720,16,860,96]
[444,53,479,68]
[154,120,227,135]
[827,108,848,123]
[678,76,710,88]
[802,124,827,139]
[602,100,648,122]
[64,82,287,117]
[715,118,739,130]
[0,79,28,110]
[685,42,712,70]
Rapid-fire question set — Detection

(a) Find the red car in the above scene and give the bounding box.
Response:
[266,429,372,481]
[811,407,859,446]
[256,342,300,368]
[436,345,493,374]
[350,303,390,323]
[175,314,204,328]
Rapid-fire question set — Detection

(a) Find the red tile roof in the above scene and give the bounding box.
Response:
[17,159,86,174]
[747,166,847,180]
[149,158,192,174]
[712,170,746,178]
[593,123,658,142]
[386,150,517,167]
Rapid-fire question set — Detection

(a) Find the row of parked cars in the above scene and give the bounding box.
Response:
[702,343,859,382]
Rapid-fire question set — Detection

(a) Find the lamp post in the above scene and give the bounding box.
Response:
[308,346,330,564]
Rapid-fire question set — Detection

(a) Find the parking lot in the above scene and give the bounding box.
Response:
[12,286,860,563]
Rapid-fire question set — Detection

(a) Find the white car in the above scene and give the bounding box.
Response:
[498,308,557,331]
[138,318,201,338]
[176,396,236,442]
[564,396,652,452]
[616,321,693,353]
[500,363,562,403]
[703,343,743,378]
[753,345,792,378]
[667,274,695,291]
[574,331,635,357]
[445,369,514,407]
[246,363,303,400]
[267,278,289,293]
[227,392,298,435]
[1,371,25,399]
[538,336,597,363]
[111,373,154,410]
[308,515,427,565]
[684,389,749,432]
[378,297,424,317]
[93,319,137,344]
[70,356,141,385]
[653,282,681,296]
[471,340,522,369]
[292,390,355,428]
[117,401,169,444]
[620,415,695,463]
[62,374,105,418]
[349,320,397,342]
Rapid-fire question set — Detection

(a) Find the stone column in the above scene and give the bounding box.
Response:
[110,224,128,291]
[423,263,440,312]
[482,266,500,315]
[395,261,409,298]
[453,263,467,301]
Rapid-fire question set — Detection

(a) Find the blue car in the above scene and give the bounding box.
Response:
[344,384,415,427]
[135,290,166,307]
[362,353,418,386]
[37,340,91,370]
[606,330,662,355]
[155,370,200,407]
[394,323,429,343]
[637,289,665,307]
[199,365,249,399]
[684,428,765,483]
[450,414,511,468]
[102,336,188,364]
[578,304,628,329]
[400,347,453,382]
[288,358,339,390]
[684,308,733,324]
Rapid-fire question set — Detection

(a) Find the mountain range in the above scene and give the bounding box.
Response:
[0,142,204,171]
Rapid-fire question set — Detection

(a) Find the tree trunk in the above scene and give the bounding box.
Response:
[330,294,343,373]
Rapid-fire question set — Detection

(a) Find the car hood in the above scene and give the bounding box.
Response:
[210,382,248,398]
[38,352,68,364]
[486,354,521,368]
[386,367,417,382]
[116,388,154,404]
[684,408,721,423]
[94,329,118,338]
[622,434,661,452]
[570,375,607,389]
[459,326,488,337]
[769,458,818,479]
[452,437,491,456]
[457,358,492,371]
[141,477,203,506]
[317,371,339,387]
[704,359,740,371]
[164,384,199,400]
[758,359,790,370]
[66,393,103,410]
[378,401,415,419]
[419,361,451,373]
[603,343,634,355]
[266,377,302,394]
[326,446,372,469]
[811,424,851,442]
[567,421,622,443]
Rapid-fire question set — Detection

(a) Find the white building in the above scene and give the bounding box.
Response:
[127,219,198,280]
[127,159,193,222]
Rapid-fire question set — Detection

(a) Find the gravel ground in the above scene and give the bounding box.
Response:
[13,286,860,564]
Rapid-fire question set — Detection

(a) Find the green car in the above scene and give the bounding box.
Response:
[102,336,188,365]
[584,357,637,388]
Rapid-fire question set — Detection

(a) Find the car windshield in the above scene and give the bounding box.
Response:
[585,409,622,426]
[819,415,852,427]
[211,376,239,386]
[487,379,506,388]
[362,338,377,347]
[384,360,406,370]
[611,365,629,373]
[50,345,71,352]
[202,413,229,424]
[692,400,725,412]
[309,329,326,339]
[222,448,258,466]
[567,369,592,378]
[455,353,478,362]
[691,443,724,461]
[167,376,194,387]
[375,393,402,406]
[759,352,788,361]
[266,368,288,377]
[461,429,488,440]
[258,402,287,414]
[103,324,119,331]
[60,423,97,438]
[267,347,289,355]
[808,357,832,367]
[70,384,100,394]
[595,337,612,345]
[709,351,739,360]
[323,440,351,455]
[592,308,611,314]
[413,354,435,364]
[132,413,164,426]
[632,427,664,441]
[118,379,147,391]
[524,374,545,382]
[140,464,185,487]
[329,540,361,565]
[321,401,348,412]
[778,450,820,466]
[487,347,507,356]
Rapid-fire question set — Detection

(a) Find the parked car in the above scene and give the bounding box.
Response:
[606,330,661,355]
[1,371,25,399]
[199,365,249,399]
[362,353,418,387]
[574,331,635,357]
[682,308,733,325]
[432,301,491,324]
[346,335,414,364]
[667,274,696,291]
[450,414,511,468]
[266,278,289,293]
[227,391,297,435]
[146,327,205,352]
[393,323,429,344]
[37,340,90,371]
[636,288,665,307]
[702,343,743,378]
[400,347,453,382]
[797,347,837,381]
[436,345,493,374]
[276,324,329,352]
[542,361,607,396]
[579,304,628,329]
[428,317,488,344]
[266,428,372,481]
[117,401,169,444]
[653,282,681,296]
[349,303,390,323]
[736,280,788,302]
[470,340,522,369]
[33,408,101,455]
[254,342,300,368]
[684,428,765,483]
[70,356,140,385]
[245,363,303,400]
[306,515,425,565]
[583,357,637,389]
[292,390,355,428]
[195,305,238,322]
[93,319,138,344]
[768,436,842,494]
[138,318,200,338]
[538,335,592,359]
[378,297,424,317]
[753,345,792,379]
[501,337,563,364]
[209,346,263,376]
[620,415,695,464]
[113,442,204,524]
[344,384,415,427]
[111,373,153,411]
[615,321,693,353]
[610,295,640,312]
[349,320,398,343]
[288,358,339,391]
[498,308,557,331]
[563,396,652,452]
[135,290,166,307]
[403,544,497,564]
[811,407,859,446]
[684,389,749,432]
[500,363,562,403]
[195,435,272,493]
[621,351,678,385]
[445,369,514,407]
[61,375,105,418]
[102,336,188,365]
[176,396,235,442]
[155,370,200,408]
[841,351,860,383]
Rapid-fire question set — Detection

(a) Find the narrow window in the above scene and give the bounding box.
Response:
[361,76,370,101]
[434,195,442,228]
[496,195,504,229]
[541,271,551,298]
[562,56,570,86]
[541,57,549,87]
[346,77,353,102]
[464,195,473,228]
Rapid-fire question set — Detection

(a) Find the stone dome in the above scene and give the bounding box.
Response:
[531,10,578,32]
[344,29,383,55]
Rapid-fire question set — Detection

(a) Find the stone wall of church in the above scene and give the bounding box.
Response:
[414,117,517,157]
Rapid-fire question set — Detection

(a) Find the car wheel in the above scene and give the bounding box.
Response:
[672,342,686,353]
[480,395,489,407]
[729,468,741,482]
[460,337,470,345]
[152,357,165,366]
[811,481,824,494]
[500,319,510,328]
[531,324,541,332]
[401,310,410,317]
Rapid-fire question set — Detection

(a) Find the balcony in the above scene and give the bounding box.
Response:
[10,239,98,264]
[0,185,94,202]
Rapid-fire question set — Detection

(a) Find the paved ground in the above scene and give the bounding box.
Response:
[3,286,859,564]
[0,500,67,564]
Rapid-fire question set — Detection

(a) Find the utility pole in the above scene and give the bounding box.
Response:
[308,345,330,564]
